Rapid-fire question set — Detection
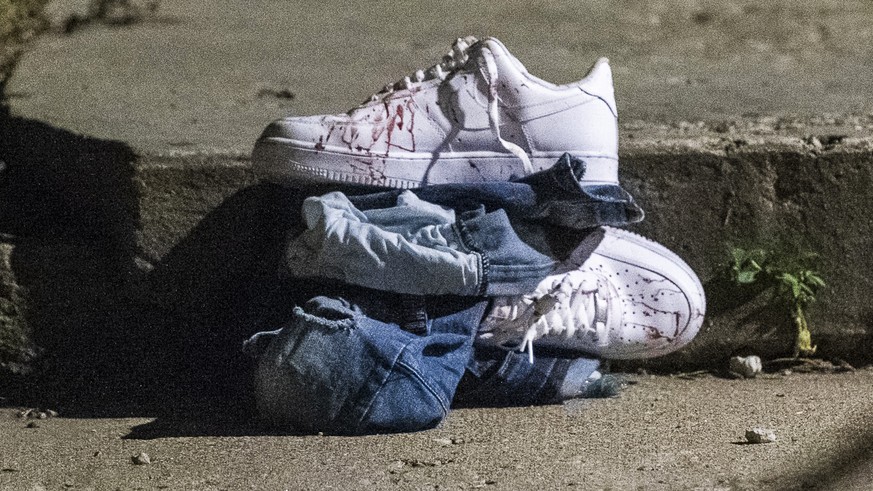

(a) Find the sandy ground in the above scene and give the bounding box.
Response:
[4,1,873,489]
[3,370,873,490]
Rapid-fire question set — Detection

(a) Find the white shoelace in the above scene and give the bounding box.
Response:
[368,37,533,174]
[483,271,609,363]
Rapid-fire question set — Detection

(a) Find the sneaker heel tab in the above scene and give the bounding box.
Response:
[579,58,617,118]
[584,57,613,85]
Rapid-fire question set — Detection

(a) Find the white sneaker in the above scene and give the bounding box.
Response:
[478,227,706,361]
[253,36,620,188]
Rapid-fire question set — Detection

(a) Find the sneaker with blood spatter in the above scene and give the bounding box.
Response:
[477,227,706,361]
[253,36,620,188]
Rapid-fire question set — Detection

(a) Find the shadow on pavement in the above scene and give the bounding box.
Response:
[786,411,873,490]
[0,116,314,433]
[128,182,308,424]
[0,115,141,412]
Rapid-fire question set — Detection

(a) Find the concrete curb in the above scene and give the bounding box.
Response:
[618,134,873,368]
[1,124,872,388]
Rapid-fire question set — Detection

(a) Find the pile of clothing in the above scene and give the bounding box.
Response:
[243,37,706,435]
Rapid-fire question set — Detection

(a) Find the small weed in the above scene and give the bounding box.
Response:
[1,0,50,102]
[728,247,825,358]
[63,0,160,34]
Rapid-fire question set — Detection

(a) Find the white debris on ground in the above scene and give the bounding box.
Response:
[132,452,152,465]
[16,408,59,419]
[730,355,763,378]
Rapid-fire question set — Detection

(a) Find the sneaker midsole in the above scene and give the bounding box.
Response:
[253,138,619,188]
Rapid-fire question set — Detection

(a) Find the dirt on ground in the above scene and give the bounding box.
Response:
[3,369,873,490]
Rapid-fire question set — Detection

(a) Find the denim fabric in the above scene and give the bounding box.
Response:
[350,153,643,229]
[455,346,600,407]
[247,153,636,434]
[285,191,480,295]
[284,192,555,296]
[283,154,638,298]
[244,293,602,434]
[244,295,487,435]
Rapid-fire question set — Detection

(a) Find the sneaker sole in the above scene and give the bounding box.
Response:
[253,137,619,189]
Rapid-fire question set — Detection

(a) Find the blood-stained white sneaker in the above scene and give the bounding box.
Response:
[253,36,620,188]
[478,227,706,361]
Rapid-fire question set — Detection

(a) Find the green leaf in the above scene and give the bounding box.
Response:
[730,247,747,264]
[807,273,826,287]
[736,270,759,284]
[778,272,798,286]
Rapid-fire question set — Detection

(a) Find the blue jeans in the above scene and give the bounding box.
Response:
[284,153,642,296]
[243,293,601,434]
[350,152,643,230]
[244,295,483,435]
[246,154,638,434]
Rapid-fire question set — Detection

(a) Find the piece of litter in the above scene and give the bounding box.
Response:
[132,452,151,465]
[730,355,762,378]
[745,428,777,444]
